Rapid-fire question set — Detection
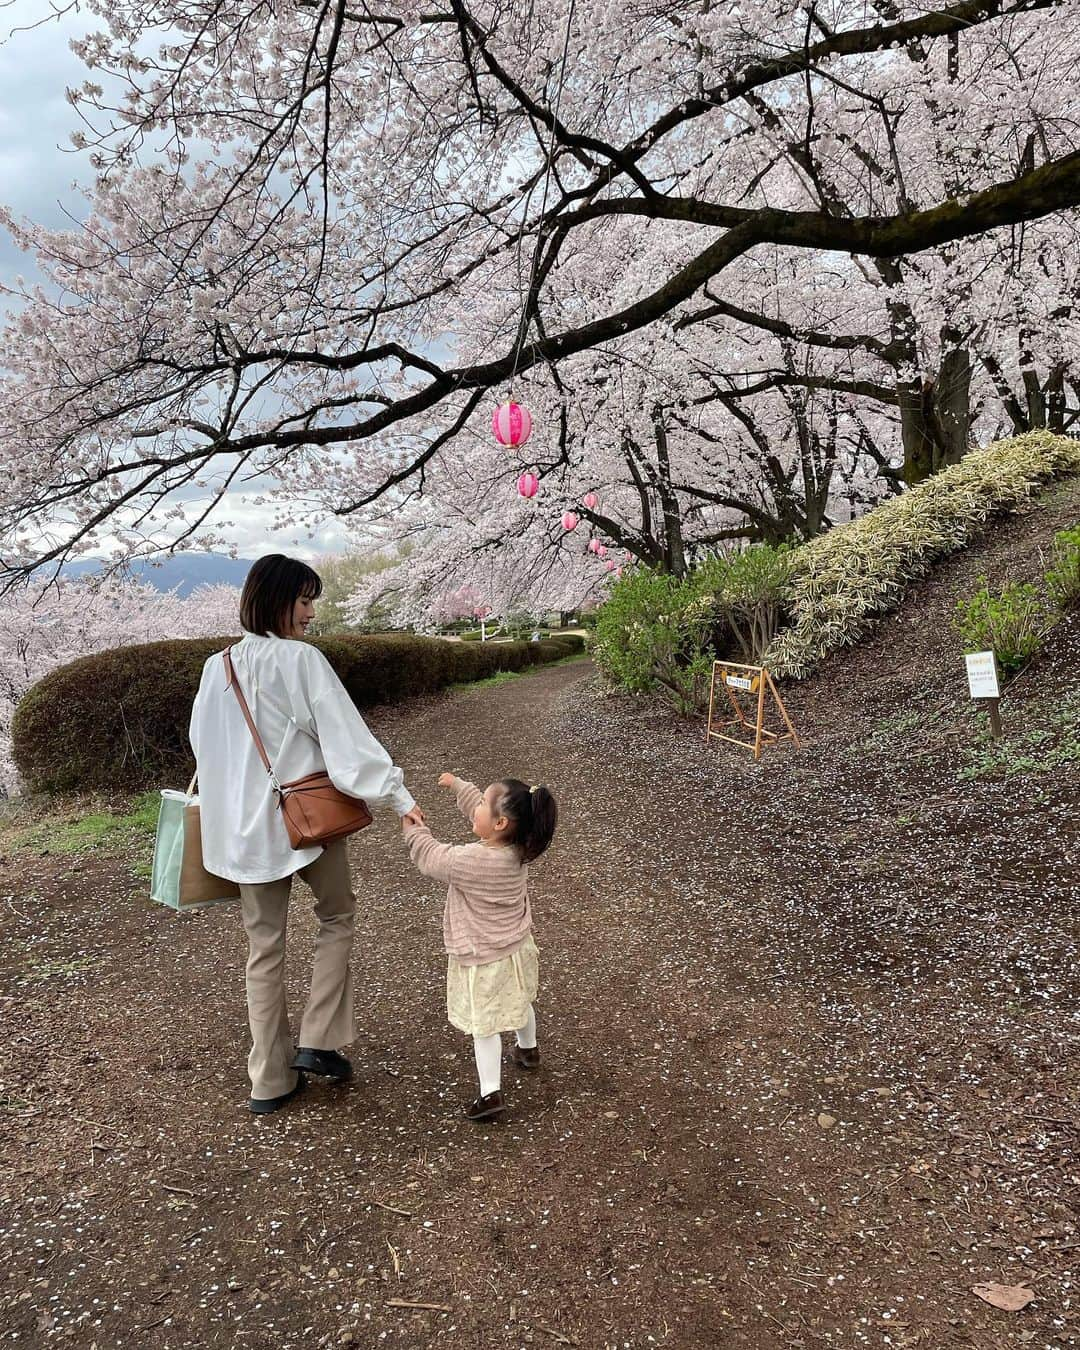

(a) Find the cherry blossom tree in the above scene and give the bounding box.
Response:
[1,0,1078,589]
[344,269,908,624]
[674,2,1080,482]
[680,229,1080,483]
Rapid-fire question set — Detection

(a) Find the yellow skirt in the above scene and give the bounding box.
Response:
[446,934,540,1038]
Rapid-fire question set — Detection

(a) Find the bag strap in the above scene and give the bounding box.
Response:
[223,648,279,787]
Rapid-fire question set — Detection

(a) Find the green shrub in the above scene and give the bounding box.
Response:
[953,578,1052,672]
[1045,523,1080,610]
[14,637,230,798]
[534,638,574,662]
[591,568,719,715]
[13,633,572,794]
[545,632,586,653]
[592,545,792,712]
[766,431,1080,678]
[697,544,793,664]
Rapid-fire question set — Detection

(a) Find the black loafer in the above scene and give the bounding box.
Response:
[250,1072,306,1116]
[512,1045,540,1071]
[292,1047,352,1080]
[465,1090,505,1121]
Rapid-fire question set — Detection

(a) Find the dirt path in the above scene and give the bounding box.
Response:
[0,496,1077,1348]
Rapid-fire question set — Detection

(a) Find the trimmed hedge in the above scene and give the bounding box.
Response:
[765,431,1080,679]
[545,632,587,653]
[13,632,583,794]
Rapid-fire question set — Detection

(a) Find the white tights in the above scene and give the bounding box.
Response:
[472,1005,537,1096]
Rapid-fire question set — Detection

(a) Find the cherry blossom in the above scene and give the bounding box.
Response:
[0,0,1075,590]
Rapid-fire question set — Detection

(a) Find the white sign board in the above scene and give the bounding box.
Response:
[725,674,754,692]
[965,650,1000,699]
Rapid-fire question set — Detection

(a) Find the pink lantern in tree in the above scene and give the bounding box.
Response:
[597,544,607,557]
[616,567,624,579]
[583,491,598,509]
[517,470,539,499]
[605,560,616,572]
[587,538,601,554]
[561,511,579,532]
[493,401,533,448]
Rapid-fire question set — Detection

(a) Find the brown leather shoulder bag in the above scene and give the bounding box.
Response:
[223,648,372,849]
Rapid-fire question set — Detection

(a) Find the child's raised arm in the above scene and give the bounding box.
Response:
[438,772,483,823]
[402,819,460,884]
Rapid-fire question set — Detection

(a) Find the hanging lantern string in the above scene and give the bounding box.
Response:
[508,0,578,405]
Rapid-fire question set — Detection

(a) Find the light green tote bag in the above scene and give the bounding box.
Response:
[150,773,241,911]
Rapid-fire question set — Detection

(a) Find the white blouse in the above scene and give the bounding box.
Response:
[189,631,415,883]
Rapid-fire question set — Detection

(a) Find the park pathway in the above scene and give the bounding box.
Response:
[0,648,1076,1348]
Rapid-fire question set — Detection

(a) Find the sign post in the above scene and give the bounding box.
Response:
[964,650,1002,738]
[705,662,801,761]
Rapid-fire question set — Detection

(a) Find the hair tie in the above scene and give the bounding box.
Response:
[529,784,540,795]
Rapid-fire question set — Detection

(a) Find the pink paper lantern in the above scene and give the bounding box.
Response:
[605,560,616,572]
[587,538,600,554]
[561,511,579,532]
[517,471,539,499]
[493,401,533,448]
[615,567,624,578]
[597,545,608,557]
[582,491,598,509]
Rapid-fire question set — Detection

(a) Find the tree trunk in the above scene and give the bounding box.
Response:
[935,345,972,466]
[899,378,937,484]
[652,411,687,577]
[1046,364,1067,432]
[900,347,972,484]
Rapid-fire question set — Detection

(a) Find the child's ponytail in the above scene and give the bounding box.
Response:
[498,779,558,863]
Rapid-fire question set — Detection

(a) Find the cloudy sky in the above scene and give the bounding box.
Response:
[0,0,358,561]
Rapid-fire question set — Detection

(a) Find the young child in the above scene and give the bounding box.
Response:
[402,772,557,1121]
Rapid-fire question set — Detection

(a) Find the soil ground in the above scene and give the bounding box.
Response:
[0,482,1077,1350]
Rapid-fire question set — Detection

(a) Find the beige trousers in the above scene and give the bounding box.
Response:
[238,840,355,1101]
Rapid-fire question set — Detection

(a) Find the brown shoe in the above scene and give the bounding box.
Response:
[512,1044,540,1071]
[465,1090,505,1121]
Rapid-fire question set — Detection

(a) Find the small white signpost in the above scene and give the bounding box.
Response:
[965,650,1002,737]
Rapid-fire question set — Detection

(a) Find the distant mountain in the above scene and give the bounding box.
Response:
[58,553,255,598]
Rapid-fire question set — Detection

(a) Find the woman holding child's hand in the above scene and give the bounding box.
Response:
[402,769,557,1122]
[189,554,419,1116]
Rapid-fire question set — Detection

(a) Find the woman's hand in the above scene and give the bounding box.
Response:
[437,772,457,789]
[401,806,425,829]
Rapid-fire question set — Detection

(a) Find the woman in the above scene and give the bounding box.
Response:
[189,554,422,1115]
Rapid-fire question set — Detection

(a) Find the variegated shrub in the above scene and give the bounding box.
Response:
[765,432,1080,680]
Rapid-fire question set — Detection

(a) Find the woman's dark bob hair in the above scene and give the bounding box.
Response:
[240,554,323,636]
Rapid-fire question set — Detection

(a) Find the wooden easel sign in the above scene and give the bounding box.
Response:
[705,661,801,761]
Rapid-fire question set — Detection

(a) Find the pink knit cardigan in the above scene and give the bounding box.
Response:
[403,778,532,966]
